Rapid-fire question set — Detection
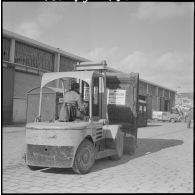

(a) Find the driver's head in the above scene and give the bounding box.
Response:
[71,82,79,91]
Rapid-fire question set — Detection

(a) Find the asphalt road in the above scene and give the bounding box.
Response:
[2,122,193,193]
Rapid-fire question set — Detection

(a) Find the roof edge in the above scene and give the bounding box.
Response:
[140,78,176,93]
[3,29,90,62]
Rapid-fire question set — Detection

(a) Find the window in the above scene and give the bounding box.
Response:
[15,41,54,71]
[60,56,75,71]
[3,38,10,61]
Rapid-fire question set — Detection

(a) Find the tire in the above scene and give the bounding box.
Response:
[110,128,124,160]
[72,139,95,174]
[170,118,175,123]
[123,134,136,155]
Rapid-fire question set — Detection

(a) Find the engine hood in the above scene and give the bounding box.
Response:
[26,121,91,130]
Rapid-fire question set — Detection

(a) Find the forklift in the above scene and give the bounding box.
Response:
[25,61,139,174]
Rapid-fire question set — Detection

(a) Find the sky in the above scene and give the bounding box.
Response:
[2,2,194,93]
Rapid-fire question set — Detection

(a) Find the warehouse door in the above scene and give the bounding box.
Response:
[164,100,169,111]
[146,95,152,119]
[3,66,15,125]
[13,71,42,123]
[160,97,165,111]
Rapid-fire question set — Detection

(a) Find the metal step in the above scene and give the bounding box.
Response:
[95,149,116,160]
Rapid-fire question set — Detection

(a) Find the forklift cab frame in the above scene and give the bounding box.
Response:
[37,71,107,123]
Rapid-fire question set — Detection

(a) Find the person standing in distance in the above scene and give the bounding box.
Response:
[187,107,193,128]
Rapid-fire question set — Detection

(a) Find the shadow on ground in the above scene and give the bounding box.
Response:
[139,124,162,128]
[40,137,183,174]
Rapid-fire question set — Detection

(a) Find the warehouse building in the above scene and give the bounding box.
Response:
[139,78,176,119]
[2,29,89,124]
[2,29,176,125]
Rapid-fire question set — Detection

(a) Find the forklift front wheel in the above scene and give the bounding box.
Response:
[72,139,95,174]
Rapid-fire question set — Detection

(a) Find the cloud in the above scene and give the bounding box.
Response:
[120,51,193,92]
[135,2,193,21]
[77,47,193,92]
[77,47,120,64]
[36,5,63,27]
[15,22,41,39]
[14,4,64,39]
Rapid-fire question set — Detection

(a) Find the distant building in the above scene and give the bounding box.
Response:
[138,78,176,119]
[2,29,176,125]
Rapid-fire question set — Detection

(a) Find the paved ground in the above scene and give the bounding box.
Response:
[2,122,193,193]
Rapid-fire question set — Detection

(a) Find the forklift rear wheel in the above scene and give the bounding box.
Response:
[170,118,175,123]
[72,139,95,174]
[110,128,124,160]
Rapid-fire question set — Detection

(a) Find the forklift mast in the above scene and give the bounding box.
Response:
[75,60,111,120]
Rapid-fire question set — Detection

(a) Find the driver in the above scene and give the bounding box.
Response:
[59,81,85,121]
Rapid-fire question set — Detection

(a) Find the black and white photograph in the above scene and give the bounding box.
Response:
[2,1,194,193]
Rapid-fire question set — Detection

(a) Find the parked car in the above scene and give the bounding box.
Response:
[152,111,182,122]
[164,112,182,122]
